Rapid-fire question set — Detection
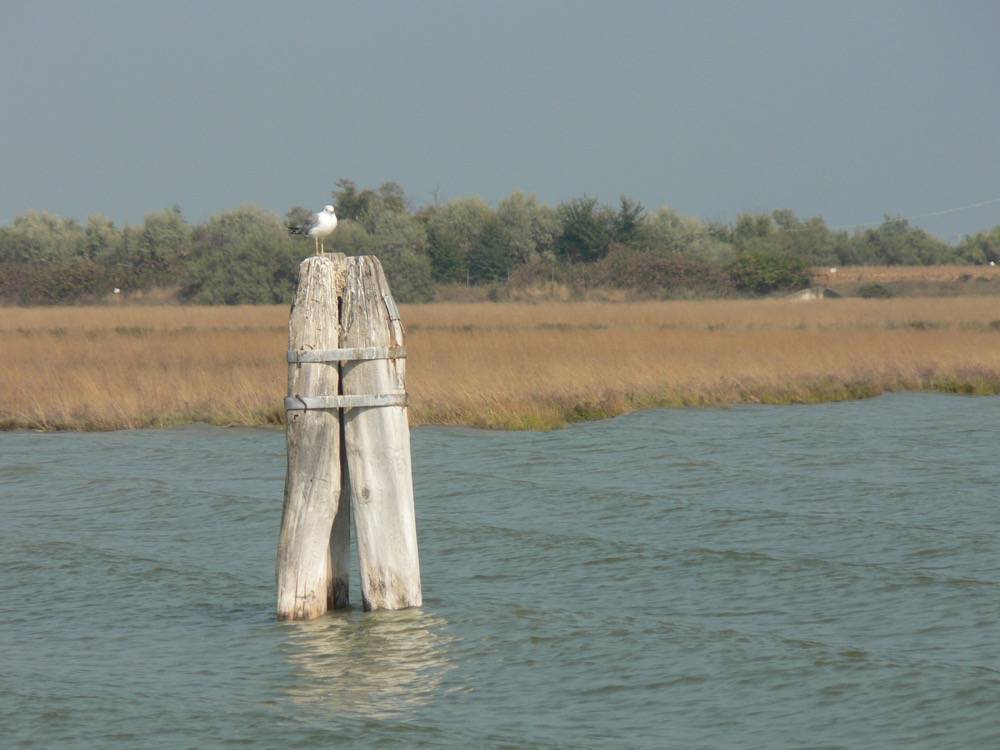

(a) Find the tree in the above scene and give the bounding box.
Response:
[365,211,433,302]
[331,179,367,221]
[93,207,192,289]
[138,207,191,268]
[367,210,428,257]
[749,210,851,266]
[421,198,493,282]
[332,178,408,231]
[82,214,122,262]
[639,206,725,259]
[555,197,616,262]
[326,219,371,256]
[774,214,850,266]
[375,181,407,214]
[378,247,434,303]
[849,216,954,265]
[0,211,84,263]
[955,226,1000,265]
[613,196,645,245]
[468,216,514,283]
[733,213,774,245]
[496,190,559,264]
[182,206,300,304]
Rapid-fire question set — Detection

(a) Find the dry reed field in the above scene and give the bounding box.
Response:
[813,265,1000,284]
[3,298,1000,431]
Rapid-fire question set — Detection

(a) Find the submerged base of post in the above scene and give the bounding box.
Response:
[276,253,421,620]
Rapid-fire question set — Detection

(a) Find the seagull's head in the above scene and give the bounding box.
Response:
[324,204,335,214]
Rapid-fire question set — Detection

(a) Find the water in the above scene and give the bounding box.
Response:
[2,393,999,749]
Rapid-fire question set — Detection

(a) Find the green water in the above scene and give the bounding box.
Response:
[2,393,999,748]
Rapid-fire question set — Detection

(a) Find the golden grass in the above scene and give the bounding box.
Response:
[3,298,1000,431]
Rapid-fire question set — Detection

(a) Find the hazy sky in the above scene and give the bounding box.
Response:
[2,1,998,240]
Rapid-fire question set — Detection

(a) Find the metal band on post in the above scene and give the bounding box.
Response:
[287,346,406,363]
[284,394,408,411]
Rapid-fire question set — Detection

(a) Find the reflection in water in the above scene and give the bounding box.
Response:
[281,608,455,719]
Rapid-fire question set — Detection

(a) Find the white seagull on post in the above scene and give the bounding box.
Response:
[306,204,338,255]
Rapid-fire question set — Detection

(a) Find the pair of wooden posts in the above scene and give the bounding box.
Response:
[276,254,421,620]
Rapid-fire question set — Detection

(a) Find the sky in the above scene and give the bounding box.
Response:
[1,0,998,241]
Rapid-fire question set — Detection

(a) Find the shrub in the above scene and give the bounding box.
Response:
[858,283,894,298]
[496,191,559,263]
[727,250,811,294]
[380,249,435,303]
[421,198,493,283]
[363,211,433,303]
[597,245,734,296]
[956,225,1000,265]
[181,206,300,304]
[0,260,109,304]
[0,211,85,263]
[468,217,514,284]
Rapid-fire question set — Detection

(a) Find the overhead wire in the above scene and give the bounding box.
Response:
[828,195,1000,231]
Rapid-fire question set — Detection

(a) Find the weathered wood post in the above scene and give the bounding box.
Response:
[276,254,350,620]
[341,256,422,611]
[276,253,421,619]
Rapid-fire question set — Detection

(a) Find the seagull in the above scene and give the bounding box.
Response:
[306,205,338,255]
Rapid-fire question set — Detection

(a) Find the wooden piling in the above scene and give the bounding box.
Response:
[276,253,421,619]
[276,255,349,620]
[341,256,422,611]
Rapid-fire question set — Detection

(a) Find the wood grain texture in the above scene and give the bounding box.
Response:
[340,256,422,611]
[276,255,349,619]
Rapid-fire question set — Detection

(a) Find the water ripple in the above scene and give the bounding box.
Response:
[2,394,1000,748]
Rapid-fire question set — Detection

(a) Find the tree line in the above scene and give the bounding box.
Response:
[2,178,998,304]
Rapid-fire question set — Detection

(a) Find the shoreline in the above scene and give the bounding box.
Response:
[4,375,999,433]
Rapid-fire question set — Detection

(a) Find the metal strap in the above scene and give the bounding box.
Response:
[287,346,406,363]
[284,394,407,410]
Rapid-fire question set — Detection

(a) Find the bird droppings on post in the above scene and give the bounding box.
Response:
[276,253,421,620]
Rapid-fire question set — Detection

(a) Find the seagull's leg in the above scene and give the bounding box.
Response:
[320,239,325,255]
[314,236,320,256]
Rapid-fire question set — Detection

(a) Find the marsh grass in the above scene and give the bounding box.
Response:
[816,264,1000,298]
[2,298,1000,430]
[815,265,1000,284]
